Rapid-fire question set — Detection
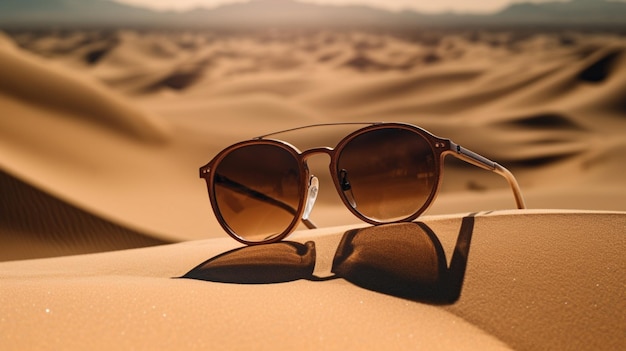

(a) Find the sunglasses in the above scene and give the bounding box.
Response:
[200,122,525,245]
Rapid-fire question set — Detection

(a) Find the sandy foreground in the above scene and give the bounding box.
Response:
[0,28,625,350]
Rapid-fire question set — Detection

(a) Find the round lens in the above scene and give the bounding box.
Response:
[336,128,438,222]
[213,143,302,243]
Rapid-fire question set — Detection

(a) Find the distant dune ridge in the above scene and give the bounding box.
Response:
[1,0,626,28]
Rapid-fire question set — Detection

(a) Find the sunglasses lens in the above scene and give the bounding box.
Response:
[212,144,302,243]
[336,128,438,222]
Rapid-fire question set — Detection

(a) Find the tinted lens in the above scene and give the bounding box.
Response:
[336,128,437,222]
[213,144,302,243]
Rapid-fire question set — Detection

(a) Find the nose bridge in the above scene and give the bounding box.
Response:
[301,147,334,161]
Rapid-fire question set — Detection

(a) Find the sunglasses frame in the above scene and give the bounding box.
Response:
[200,122,525,245]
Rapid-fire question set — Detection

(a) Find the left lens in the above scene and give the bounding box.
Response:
[213,143,302,243]
[335,127,438,222]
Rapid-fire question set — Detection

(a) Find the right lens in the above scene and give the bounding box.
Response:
[212,143,303,243]
[336,127,438,222]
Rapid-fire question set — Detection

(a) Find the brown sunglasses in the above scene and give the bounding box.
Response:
[200,122,525,245]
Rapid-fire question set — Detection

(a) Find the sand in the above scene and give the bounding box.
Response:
[0,28,625,350]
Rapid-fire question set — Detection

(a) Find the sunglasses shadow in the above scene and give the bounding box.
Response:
[181,215,475,304]
[181,240,321,284]
[331,215,476,304]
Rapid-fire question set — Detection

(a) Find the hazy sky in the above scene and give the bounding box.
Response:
[114,0,570,14]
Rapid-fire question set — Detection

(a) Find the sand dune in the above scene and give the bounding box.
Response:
[0,36,214,245]
[0,34,169,142]
[0,169,168,261]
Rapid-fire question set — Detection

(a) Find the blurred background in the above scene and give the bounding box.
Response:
[1,0,626,260]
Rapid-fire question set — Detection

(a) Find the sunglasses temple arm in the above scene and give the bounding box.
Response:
[302,218,317,229]
[449,142,526,209]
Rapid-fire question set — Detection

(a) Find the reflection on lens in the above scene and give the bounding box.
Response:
[336,128,437,222]
[213,144,302,242]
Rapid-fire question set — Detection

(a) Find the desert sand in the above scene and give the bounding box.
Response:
[0,28,625,350]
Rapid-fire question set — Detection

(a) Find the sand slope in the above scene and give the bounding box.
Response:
[0,211,623,350]
[0,169,169,261]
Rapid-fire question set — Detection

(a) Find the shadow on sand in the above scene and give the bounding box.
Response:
[182,214,476,304]
[182,240,318,284]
